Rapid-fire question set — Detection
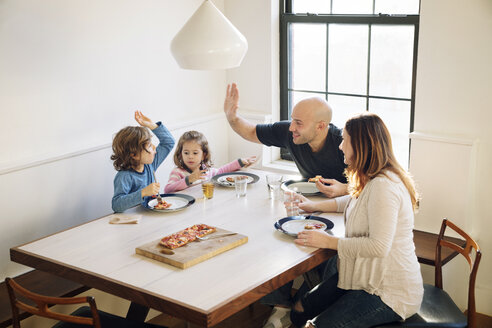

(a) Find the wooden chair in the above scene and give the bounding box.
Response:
[5,277,166,328]
[375,218,482,328]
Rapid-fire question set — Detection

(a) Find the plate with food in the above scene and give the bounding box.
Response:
[274,216,334,237]
[281,178,321,196]
[144,193,195,212]
[211,172,260,187]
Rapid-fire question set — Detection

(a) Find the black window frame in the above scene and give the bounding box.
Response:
[279,1,420,163]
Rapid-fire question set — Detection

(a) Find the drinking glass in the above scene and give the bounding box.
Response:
[266,174,283,200]
[234,176,248,197]
[202,180,215,199]
[284,191,300,217]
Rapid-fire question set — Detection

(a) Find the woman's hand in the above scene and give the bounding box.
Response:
[297,195,321,213]
[316,178,348,198]
[135,110,158,130]
[189,167,207,184]
[141,182,160,198]
[241,156,257,168]
[295,230,338,250]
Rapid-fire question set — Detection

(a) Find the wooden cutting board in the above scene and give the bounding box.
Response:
[135,228,248,269]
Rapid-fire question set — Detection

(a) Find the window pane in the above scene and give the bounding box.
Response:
[369,98,410,169]
[292,0,330,14]
[375,0,420,15]
[327,95,367,129]
[332,0,373,14]
[328,24,369,95]
[369,25,415,99]
[291,23,326,92]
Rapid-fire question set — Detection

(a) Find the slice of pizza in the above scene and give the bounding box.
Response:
[154,199,171,210]
[304,223,325,230]
[159,224,216,249]
[308,175,323,182]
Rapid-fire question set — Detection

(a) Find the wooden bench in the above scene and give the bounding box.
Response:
[413,229,466,266]
[0,270,89,328]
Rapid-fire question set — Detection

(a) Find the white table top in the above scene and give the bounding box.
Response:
[11,168,344,326]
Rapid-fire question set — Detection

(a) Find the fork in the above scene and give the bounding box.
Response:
[152,171,163,203]
[303,211,322,220]
[196,233,237,241]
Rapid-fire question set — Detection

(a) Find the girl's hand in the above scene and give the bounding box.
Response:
[295,230,338,250]
[141,182,160,198]
[189,167,207,184]
[135,110,158,130]
[241,156,257,168]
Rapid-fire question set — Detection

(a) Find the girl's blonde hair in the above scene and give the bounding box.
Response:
[111,126,152,171]
[344,112,419,209]
[173,131,212,170]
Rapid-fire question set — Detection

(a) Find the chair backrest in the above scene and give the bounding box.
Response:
[5,277,101,328]
[435,218,482,328]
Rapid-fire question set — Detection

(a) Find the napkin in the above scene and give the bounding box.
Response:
[108,214,142,224]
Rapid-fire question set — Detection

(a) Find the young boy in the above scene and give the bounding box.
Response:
[111,111,174,212]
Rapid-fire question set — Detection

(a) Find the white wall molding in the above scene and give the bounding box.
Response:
[409,132,475,146]
[0,113,224,176]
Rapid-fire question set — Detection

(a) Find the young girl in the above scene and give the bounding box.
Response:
[164,130,256,193]
[111,111,175,212]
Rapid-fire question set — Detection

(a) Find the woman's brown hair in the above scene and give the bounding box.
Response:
[344,112,419,209]
[173,131,212,170]
[111,126,152,171]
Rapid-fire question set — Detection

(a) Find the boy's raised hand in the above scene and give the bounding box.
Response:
[135,110,158,130]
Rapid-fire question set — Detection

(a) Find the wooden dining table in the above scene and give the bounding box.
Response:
[10,168,344,327]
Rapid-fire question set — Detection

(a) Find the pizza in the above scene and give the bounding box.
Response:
[154,199,171,210]
[308,175,323,182]
[304,223,325,230]
[226,175,248,183]
[159,224,216,249]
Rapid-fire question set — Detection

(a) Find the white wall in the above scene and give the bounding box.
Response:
[410,0,492,314]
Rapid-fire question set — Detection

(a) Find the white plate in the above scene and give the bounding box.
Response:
[217,175,254,186]
[280,219,327,235]
[282,180,320,195]
[144,193,195,212]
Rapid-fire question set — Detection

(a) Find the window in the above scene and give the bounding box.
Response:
[280,0,420,169]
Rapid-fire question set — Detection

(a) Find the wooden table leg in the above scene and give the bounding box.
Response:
[126,302,150,321]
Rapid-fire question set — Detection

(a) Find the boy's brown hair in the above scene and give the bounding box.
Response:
[173,131,212,170]
[111,126,152,171]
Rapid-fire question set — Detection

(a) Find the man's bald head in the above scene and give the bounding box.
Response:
[294,97,333,125]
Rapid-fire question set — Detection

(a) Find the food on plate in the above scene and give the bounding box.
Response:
[304,223,325,230]
[159,224,216,249]
[308,175,323,183]
[154,199,172,210]
[225,175,248,183]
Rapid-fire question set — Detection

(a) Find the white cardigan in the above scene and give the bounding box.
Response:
[335,171,423,319]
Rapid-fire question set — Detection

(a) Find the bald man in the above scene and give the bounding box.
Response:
[224,83,347,198]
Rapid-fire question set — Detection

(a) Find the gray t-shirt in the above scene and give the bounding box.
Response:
[256,121,347,183]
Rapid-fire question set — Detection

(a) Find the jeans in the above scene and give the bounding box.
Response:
[291,256,401,328]
[261,262,328,307]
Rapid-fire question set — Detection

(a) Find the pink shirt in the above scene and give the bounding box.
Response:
[164,159,242,193]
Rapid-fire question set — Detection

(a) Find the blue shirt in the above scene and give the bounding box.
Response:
[111,122,175,212]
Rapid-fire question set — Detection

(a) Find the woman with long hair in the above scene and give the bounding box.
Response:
[289,113,423,328]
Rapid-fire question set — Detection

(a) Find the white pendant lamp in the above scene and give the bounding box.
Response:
[170,0,248,70]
